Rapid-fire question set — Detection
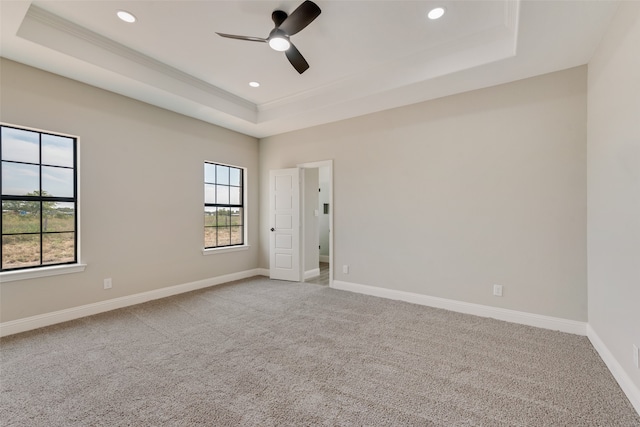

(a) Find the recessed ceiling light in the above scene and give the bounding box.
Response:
[428,7,446,20]
[117,10,137,23]
[249,82,260,88]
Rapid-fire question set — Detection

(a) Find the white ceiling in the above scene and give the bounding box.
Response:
[0,0,619,138]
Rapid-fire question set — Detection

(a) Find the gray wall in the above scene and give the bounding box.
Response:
[260,66,588,321]
[587,1,640,397]
[0,59,260,322]
[2,60,590,325]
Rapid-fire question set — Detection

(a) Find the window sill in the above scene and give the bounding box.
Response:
[202,245,250,256]
[0,263,87,283]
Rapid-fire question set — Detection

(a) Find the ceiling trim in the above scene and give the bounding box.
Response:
[257,3,519,125]
[18,5,258,122]
[1,0,619,138]
[258,0,520,115]
[16,2,520,130]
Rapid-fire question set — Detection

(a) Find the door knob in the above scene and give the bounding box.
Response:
[270,228,275,232]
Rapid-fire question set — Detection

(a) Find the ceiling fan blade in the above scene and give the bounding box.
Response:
[279,1,321,36]
[285,43,310,74]
[216,32,267,43]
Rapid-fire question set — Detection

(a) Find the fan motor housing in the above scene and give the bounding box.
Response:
[272,10,288,27]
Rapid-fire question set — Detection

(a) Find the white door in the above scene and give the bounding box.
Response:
[269,168,300,281]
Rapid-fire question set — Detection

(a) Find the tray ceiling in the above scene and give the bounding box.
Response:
[0,1,619,137]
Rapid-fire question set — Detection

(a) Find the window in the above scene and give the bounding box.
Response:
[204,162,244,249]
[1,124,78,272]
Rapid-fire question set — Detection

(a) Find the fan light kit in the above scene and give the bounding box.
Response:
[269,36,291,52]
[216,0,321,74]
[428,7,446,20]
[117,10,137,23]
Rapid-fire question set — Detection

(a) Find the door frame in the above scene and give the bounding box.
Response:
[297,160,333,286]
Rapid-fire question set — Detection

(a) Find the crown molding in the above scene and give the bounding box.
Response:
[19,5,257,121]
[257,0,519,121]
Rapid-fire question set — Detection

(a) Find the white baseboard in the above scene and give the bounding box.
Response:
[305,268,320,280]
[319,255,330,263]
[587,325,640,415]
[332,280,587,336]
[0,268,265,337]
[255,268,270,277]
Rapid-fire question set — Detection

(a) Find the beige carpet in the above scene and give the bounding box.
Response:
[1,276,638,426]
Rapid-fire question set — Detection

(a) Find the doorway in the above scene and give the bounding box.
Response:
[299,160,333,286]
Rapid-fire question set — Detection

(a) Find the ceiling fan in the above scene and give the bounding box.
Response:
[216,0,321,74]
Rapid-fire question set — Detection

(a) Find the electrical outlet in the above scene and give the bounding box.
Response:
[103,278,112,290]
[493,284,503,297]
[343,265,349,274]
[634,344,639,369]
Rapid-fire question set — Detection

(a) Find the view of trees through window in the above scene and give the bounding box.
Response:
[1,125,77,271]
